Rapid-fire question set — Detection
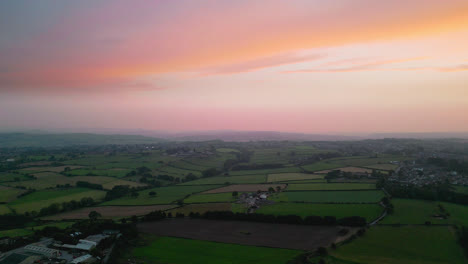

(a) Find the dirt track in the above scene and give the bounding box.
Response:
[138,218,340,250]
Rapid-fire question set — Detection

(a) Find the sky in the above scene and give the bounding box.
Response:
[1,0,468,134]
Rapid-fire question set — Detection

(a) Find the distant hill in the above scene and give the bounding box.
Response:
[0,133,164,148]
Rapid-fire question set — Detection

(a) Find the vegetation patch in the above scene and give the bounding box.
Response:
[267,173,323,182]
[202,184,286,194]
[287,183,376,191]
[270,190,385,203]
[184,193,236,203]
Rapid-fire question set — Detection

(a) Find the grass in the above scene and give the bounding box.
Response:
[362,163,398,171]
[0,221,74,238]
[0,205,11,215]
[101,185,221,206]
[0,186,25,203]
[127,236,302,264]
[0,172,33,183]
[332,226,467,264]
[184,193,236,203]
[286,183,376,191]
[229,167,302,176]
[180,175,266,185]
[9,188,106,213]
[267,173,323,182]
[256,203,383,222]
[381,198,468,226]
[216,148,239,153]
[301,162,344,172]
[270,190,385,203]
[453,185,468,194]
[166,203,233,215]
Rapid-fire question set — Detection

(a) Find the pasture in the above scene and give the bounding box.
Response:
[0,186,25,203]
[125,236,301,264]
[267,173,323,182]
[315,167,372,174]
[286,183,376,191]
[0,172,31,183]
[184,193,235,203]
[380,198,468,226]
[167,203,233,215]
[256,203,383,222]
[138,218,341,250]
[179,175,267,185]
[101,185,221,206]
[229,167,302,176]
[270,190,385,203]
[42,205,177,220]
[363,163,398,171]
[202,184,286,194]
[332,226,467,264]
[9,188,106,213]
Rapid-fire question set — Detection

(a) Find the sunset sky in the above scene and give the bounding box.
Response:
[1,0,468,134]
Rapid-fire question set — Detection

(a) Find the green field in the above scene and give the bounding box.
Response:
[270,190,385,203]
[101,185,221,206]
[179,175,267,185]
[0,205,11,215]
[9,188,106,213]
[184,193,236,203]
[167,203,233,215]
[0,186,25,203]
[381,198,468,226]
[362,163,398,171]
[301,162,344,172]
[286,183,376,191]
[453,185,468,194]
[127,236,301,264]
[229,167,302,176]
[332,226,466,264]
[256,203,383,222]
[267,173,323,182]
[0,172,33,183]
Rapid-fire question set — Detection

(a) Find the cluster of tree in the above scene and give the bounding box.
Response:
[76,181,103,190]
[231,163,284,171]
[201,168,221,178]
[0,214,33,230]
[223,149,253,171]
[427,157,468,174]
[34,197,95,217]
[16,189,36,198]
[325,170,341,179]
[126,166,153,177]
[104,185,146,201]
[378,178,468,206]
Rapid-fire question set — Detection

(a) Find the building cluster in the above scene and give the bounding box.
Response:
[0,231,119,264]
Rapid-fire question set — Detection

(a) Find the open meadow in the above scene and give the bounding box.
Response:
[270,190,385,203]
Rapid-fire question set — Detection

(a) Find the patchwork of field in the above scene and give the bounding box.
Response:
[179,175,267,185]
[18,166,83,173]
[286,183,376,191]
[42,205,178,220]
[137,218,341,250]
[0,172,33,183]
[316,167,372,174]
[267,173,323,182]
[332,226,467,264]
[270,190,385,203]
[229,167,302,176]
[101,185,221,206]
[4,173,145,190]
[380,198,468,226]
[202,184,286,194]
[0,222,74,239]
[363,163,398,171]
[301,162,344,172]
[184,193,236,203]
[167,203,233,215]
[0,186,25,203]
[126,236,301,264]
[256,203,383,222]
[9,188,106,213]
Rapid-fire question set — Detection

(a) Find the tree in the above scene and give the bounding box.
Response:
[88,211,102,221]
[131,191,139,198]
[268,187,275,193]
[276,186,281,192]
[149,191,157,197]
[232,191,238,197]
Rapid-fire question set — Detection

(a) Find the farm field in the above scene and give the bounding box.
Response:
[42,205,177,220]
[0,205,11,215]
[184,193,235,203]
[270,190,385,203]
[267,173,323,182]
[301,162,344,172]
[166,203,233,215]
[101,185,221,206]
[229,166,302,176]
[124,236,301,264]
[0,186,25,203]
[18,165,83,173]
[202,184,286,194]
[256,203,383,222]
[316,167,372,174]
[286,183,376,191]
[332,226,467,264]
[0,172,32,183]
[453,185,468,194]
[0,222,74,238]
[380,198,468,226]
[179,175,267,185]
[137,218,341,250]
[9,188,106,213]
[4,174,145,190]
[363,163,398,171]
